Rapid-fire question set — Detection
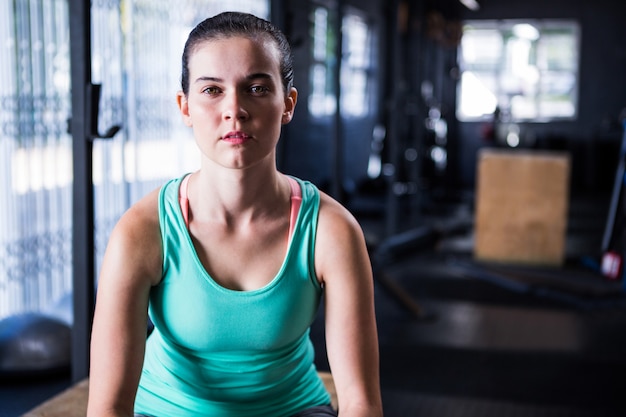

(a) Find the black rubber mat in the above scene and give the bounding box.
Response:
[382,390,625,417]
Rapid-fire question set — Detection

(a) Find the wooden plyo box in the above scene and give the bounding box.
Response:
[474,149,571,266]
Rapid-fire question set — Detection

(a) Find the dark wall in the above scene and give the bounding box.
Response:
[455,0,626,190]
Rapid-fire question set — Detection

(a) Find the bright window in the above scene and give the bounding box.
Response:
[457,20,580,122]
[308,5,373,118]
[340,12,371,117]
[308,6,337,117]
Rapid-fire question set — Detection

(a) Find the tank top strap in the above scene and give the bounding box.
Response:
[178,174,302,240]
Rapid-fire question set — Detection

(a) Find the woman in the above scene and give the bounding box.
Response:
[87,11,382,417]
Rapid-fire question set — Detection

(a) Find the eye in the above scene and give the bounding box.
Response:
[201,86,221,96]
[249,85,270,96]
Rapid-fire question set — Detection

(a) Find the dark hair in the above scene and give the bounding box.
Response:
[180,11,294,96]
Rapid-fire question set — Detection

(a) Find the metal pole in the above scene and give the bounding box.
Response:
[602,120,626,252]
[331,0,345,202]
[384,0,401,237]
[69,0,95,383]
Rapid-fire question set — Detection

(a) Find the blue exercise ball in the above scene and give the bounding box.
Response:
[0,312,71,377]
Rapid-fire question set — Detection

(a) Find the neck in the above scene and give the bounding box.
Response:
[188,163,289,225]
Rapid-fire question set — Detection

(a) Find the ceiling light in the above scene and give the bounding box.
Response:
[459,0,480,11]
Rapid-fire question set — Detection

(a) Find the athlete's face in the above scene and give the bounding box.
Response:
[177,36,297,170]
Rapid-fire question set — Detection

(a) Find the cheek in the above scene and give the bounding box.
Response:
[267,102,289,122]
[188,101,217,122]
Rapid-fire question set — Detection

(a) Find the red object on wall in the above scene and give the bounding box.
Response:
[601,251,623,280]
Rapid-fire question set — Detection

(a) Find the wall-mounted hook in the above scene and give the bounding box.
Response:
[88,83,122,140]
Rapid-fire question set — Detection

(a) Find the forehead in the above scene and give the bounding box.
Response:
[188,36,281,75]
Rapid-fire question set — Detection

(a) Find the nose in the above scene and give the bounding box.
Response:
[222,91,249,121]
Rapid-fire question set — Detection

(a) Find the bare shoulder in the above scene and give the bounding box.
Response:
[315,191,370,285]
[317,191,362,237]
[103,187,162,287]
[118,187,161,231]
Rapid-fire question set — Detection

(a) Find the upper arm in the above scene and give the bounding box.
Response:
[315,193,383,416]
[87,189,162,417]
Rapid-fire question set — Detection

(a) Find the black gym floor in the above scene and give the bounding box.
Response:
[2,188,626,417]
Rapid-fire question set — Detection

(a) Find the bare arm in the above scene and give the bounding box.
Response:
[315,193,383,417]
[87,189,162,417]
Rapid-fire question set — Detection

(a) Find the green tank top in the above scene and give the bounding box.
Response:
[134,175,330,417]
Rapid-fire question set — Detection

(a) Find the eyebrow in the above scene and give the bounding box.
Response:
[194,73,274,84]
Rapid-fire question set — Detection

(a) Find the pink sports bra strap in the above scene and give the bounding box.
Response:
[179,174,191,227]
[287,176,302,239]
[178,174,302,239]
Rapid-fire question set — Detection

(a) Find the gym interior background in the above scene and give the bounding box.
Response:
[1,0,626,416]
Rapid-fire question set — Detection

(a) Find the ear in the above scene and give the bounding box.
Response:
[177,91,193,127]
[281,87,298,125]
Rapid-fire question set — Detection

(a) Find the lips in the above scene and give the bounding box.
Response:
[222,131,251,144]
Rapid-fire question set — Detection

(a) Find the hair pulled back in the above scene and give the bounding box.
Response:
[180,11,294,96]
